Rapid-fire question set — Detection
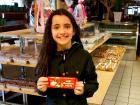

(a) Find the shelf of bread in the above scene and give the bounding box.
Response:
[0,32,111,67]
[0,78,39,96]
[92,45,126,72]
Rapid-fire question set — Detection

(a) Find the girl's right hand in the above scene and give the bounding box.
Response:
[37,77,48,92]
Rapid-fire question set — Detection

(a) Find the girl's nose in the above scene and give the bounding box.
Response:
[59,27,66,34]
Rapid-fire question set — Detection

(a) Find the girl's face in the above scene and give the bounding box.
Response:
[51,15,75,51]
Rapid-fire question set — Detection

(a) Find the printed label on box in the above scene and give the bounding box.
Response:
[47,77,78,89]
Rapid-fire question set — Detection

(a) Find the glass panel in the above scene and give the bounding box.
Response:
[106,38,136,46]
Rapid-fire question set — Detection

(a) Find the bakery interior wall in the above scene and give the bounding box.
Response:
[59,0,140,22]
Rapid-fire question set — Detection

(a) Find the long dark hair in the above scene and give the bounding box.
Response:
[35,8,82,77]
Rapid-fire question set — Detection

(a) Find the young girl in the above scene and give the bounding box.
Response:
[35,8,98,105]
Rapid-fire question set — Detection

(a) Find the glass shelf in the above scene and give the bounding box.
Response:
[98,21,139,60]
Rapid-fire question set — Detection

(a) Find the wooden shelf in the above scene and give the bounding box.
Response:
[0,28,43,39]
[0,62,36,68]
[0,84,39,96]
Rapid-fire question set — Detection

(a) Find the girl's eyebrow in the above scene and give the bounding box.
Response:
[52,24,59,25]
[64,23,71,25]
[52,24,59,27]
[52,23,71,26]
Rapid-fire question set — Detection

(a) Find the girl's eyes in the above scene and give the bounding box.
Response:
[53,26,59,29]
[65,25,71,29]
[52,24,72,29]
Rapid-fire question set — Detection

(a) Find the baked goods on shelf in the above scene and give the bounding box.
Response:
[2,78,21,90]
[0,42,39,66]
[0,79,6,88]
[0,53,10,63]
[0,78,36,94]
[0,32,111,66]
[20,79,36,93]
[93,45,125,71]
[91,46,109,57]
[81,32,112,52]
[95,59,117,71]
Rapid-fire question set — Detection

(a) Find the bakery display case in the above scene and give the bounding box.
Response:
[0,29,112,67]
[0,24,125,105]
[98,22,139,60]
[0,29,42,67]
[0,27,112,103]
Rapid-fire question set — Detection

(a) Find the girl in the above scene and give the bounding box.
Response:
[35,8,98,105]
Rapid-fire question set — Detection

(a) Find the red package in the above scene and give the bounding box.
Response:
[47,77,78,89]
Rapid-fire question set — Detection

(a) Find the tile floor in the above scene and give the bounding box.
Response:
[102,59,140,105]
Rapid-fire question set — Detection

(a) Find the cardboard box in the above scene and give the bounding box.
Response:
[47,77,78,89]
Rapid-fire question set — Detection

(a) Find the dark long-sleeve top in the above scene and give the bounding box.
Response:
[37,42,99,105]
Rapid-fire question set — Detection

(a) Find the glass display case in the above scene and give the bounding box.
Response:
[0,26,124,105]
[98,22,139,60]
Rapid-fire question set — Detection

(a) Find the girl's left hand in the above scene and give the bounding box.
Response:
[74,81,84,95]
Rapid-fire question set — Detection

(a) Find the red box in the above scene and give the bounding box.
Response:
[47,77,78,89]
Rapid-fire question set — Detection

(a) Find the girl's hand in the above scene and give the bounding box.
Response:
[74,81,84,95]
[37,77,48,92]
